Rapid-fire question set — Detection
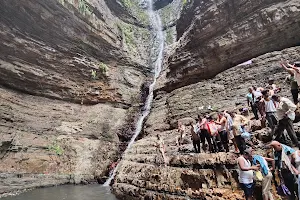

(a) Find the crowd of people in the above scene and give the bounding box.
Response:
[161,60,300,200]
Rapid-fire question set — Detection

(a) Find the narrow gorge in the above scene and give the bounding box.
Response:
[1,0,300,199]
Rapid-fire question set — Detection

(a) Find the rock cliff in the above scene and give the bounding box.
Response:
[113,46,300,200]
[0,0,152,195]
[2,0,300,199]
[159,0,300,92]
[112,0,300,199]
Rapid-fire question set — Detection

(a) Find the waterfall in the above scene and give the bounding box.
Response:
[103,0,165,186]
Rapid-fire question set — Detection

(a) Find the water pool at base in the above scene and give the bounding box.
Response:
[1,185,117,200]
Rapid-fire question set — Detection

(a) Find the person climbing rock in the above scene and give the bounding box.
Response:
[281,61,300,104]
[271,94,300,148]
[252,154,275,200]
[268,141,298,200]
[224,110,239,153]
[237,148,260,200]
[207,115,223,153]
[190,121,201,153]
[246,87,259,120]
[291,149,300,198]
[216,112,229,152]
[177,121,186,146]
[198,115,213,152]
[261,90,278,137]
[231,111,250,154]
[156,134,167,166]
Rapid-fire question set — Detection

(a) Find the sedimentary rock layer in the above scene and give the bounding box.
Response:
[113,46,300,199]
[159,0,300,92]
[0,0,152,195]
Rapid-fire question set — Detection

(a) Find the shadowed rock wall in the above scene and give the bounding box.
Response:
[159,0,300,92]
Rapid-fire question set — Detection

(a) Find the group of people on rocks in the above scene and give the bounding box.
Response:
[236,60,300,200]
[171,60,300,200]
[177,110,250,154]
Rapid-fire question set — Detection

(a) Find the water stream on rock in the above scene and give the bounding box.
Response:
[103,0,165,186]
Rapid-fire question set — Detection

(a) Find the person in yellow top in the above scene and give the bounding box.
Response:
[230,111,250,154]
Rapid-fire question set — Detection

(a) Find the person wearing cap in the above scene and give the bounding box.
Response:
[268,141,297,200]
[271,95,300,148]
[237,148,260,200]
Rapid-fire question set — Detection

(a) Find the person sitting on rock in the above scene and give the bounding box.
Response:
[237,147,260,200]
[261,90,278,137]
[177,121,186,146]
[190,121,201,153]
[271,94,300,148]
[252,154,275,200]
[230,111,250,154]
[215,112,229,152]
[198,115,213,153]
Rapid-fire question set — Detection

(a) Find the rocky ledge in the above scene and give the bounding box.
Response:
[112,46,300,199]
[0,0,153,196]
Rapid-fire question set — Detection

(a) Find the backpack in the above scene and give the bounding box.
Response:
[207,122,218,136]
[239,126,251,139]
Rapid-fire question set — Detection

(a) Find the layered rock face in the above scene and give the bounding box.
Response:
[0,0,152,195]
[112,1,300,197]
[2,0,300,199]
[113,46,300,200]
[159,0,300,92]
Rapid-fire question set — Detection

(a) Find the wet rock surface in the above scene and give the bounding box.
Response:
[0,0,152,196]
[2,0,300,199]
[113,46,300,199]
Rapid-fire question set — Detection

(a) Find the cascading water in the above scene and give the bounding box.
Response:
[103,0,165,186]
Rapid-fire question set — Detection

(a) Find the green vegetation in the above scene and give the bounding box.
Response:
[117,23,138,53]
[98,62,108,74]
[166,29,174,45]
[159,4,173,27]
[78,0,92,16]
[48,142,64,156]
[182,0,188,5]
[91,69,97,79]
[120,0,149,25]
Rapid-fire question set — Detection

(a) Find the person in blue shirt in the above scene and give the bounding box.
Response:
[252,154,275,200]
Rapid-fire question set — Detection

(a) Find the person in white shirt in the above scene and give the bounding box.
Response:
[237,148,260,200]
[261,90,278,136]
[271,94,300,148]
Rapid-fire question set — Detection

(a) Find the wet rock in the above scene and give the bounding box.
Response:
[114,46,300,199]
